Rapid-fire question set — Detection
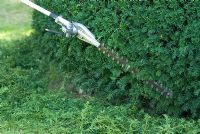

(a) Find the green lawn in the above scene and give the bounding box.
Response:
[0,0,32,42]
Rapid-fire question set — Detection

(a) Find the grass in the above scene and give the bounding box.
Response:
[0,0,32,42]
[0,0,200,134]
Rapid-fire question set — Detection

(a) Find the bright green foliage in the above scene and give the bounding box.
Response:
[1,90,200,133]
[31,1,200,117]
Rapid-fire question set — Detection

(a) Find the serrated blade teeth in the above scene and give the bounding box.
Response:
[99,44,173,98]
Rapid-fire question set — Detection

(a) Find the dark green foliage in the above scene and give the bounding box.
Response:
[32,0,200,117]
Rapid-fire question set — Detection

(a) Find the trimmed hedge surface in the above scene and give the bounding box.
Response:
[32,1,200,118]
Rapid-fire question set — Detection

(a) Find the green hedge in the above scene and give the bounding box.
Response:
[32,0,200,118]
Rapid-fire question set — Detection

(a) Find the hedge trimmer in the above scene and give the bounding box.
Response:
[21,0,173,98]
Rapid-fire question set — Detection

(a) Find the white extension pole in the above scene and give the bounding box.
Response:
[21,0,51,16]
[21,0,73,27]
[21,0,58,19]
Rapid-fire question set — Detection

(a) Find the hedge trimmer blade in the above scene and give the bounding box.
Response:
[21,0,173,98]
[98,45,173,98]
